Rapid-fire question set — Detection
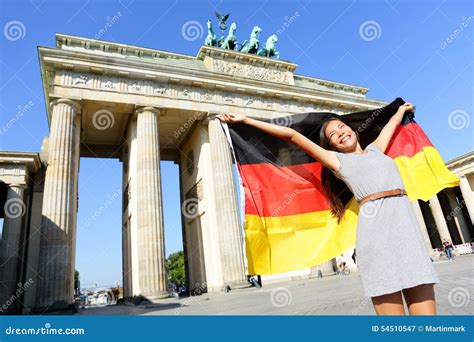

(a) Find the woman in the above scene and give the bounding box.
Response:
[217,102,440,315]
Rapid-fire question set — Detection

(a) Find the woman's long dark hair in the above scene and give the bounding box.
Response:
[319,117,361,224]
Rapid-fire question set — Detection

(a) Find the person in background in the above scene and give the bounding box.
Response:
[443,239,454,261]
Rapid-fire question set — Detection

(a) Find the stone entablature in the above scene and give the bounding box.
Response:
[56,34,367,95]
[40,34,378,126]
[446,151,473,177]
[46,69,382,120]
[54,70,346,113]
[0,152,41,185]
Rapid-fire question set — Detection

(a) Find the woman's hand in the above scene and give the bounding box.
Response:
[216,113,247,124]
[375,101,416,152]
[398,102,415,113]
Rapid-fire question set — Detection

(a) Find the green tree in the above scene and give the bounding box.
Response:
[166,251,186,286]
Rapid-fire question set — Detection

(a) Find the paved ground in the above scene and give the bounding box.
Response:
[78,254,473,315]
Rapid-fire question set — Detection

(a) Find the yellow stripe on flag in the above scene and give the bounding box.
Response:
[394,146,460,201]
[245,197,360,275]
[244,146,460,275]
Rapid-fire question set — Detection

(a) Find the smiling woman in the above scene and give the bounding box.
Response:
[321,118,365,155]
[218,101,443,316]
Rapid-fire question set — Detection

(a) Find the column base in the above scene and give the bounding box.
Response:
[218,280,253,293]
[120,293,171,307]
[229,280,253,289]
[142,291,171,303]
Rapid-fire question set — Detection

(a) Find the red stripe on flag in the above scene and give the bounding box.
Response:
[386,122,434,158]
[237,122,434,218]
[237,162,331,217]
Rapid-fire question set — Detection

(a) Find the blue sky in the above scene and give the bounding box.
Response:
[0,0,472,287]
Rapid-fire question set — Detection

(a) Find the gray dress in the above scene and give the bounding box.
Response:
[334,142,440,297]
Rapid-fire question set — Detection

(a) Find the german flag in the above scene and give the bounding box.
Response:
[222,97,460,275]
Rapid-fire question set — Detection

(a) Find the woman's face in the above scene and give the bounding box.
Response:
[324,119,358,152]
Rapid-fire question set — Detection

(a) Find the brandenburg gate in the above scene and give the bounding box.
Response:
[1,32,394,313]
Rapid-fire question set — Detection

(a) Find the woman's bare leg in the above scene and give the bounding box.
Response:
[402,284,436,315]
[371,290,406,315]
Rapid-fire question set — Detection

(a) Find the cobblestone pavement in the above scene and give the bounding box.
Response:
[78,254,473,315]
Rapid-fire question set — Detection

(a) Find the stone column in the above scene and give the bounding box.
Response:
[207,113,248,289]
[459,176,474,221]
[0,184,27,308]
[410,200,435,256]
[445,189,471,243]
[134,106,167,300]
[429,194,452,243]
[36,98,81,310]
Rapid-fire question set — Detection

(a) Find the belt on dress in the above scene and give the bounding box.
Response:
[358,188,407,206]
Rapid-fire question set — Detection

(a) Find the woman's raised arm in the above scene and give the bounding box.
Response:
[217,113,340,172]
[372,102,414,153]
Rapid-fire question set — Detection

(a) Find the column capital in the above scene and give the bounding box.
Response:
[49,98,81,112]
[8,183,28,190]
[201,112,221,126]
[134,106,161,116]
